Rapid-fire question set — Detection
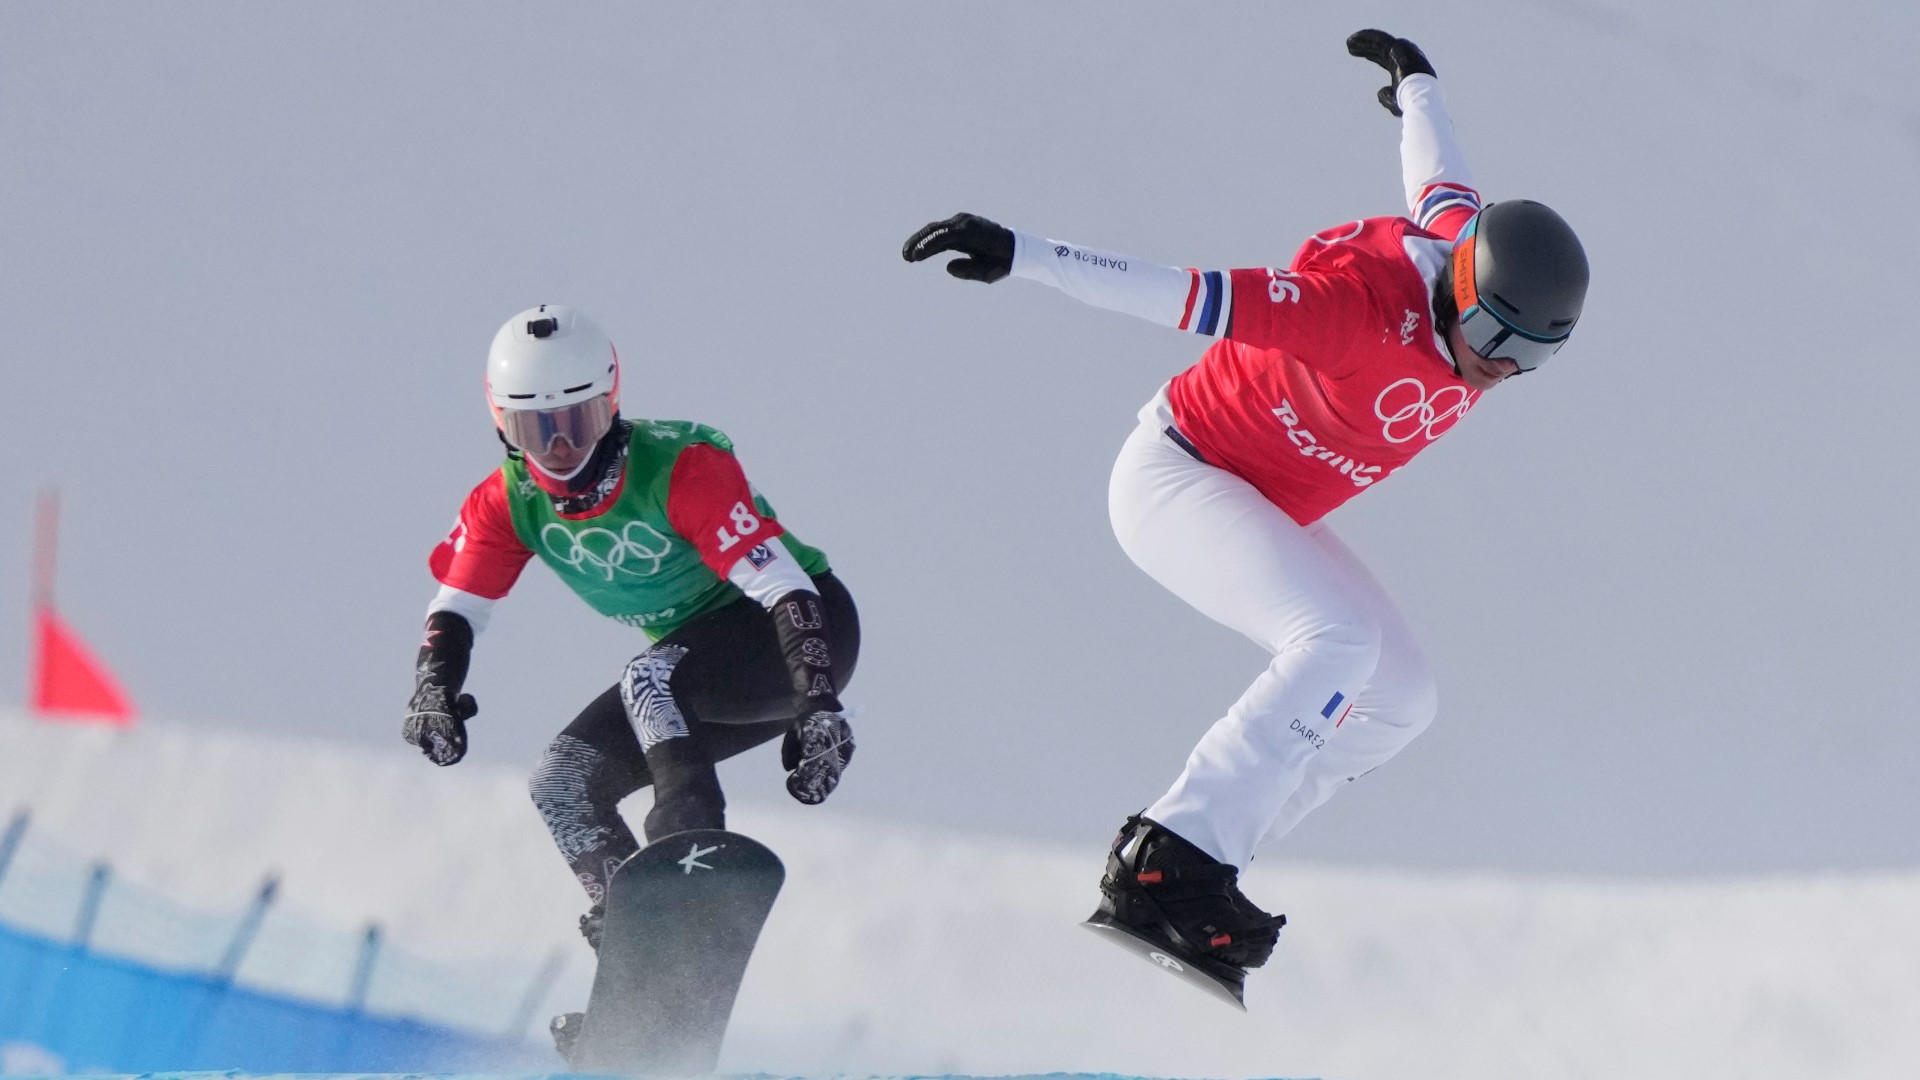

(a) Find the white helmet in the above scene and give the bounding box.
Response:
[485,305,621,474]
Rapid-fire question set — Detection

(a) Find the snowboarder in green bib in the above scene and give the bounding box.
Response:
[403,305,858,948]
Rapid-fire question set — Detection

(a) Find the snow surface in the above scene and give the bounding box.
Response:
[0,712,1914,1080]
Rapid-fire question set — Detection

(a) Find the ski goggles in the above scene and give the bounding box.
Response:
[498,393,614,454]
[1451,216,1573,373]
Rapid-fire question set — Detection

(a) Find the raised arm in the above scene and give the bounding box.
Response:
[1347,29,1482,239]
[903,213,1378,364]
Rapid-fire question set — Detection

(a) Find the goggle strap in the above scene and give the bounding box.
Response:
[1451,222,1480,316]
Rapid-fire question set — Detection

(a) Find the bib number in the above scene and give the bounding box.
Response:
[714,502,763,552]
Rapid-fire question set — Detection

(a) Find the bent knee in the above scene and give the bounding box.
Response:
[1404,675,1439,736]
[1370,663,1439,735]
[529,734,601,811]
[1285,615,1386,673]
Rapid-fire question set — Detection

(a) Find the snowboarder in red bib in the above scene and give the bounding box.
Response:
[904,31,1589,990]
[402,305,857,949]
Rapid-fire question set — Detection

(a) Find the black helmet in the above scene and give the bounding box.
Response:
[1449,200,1589,371]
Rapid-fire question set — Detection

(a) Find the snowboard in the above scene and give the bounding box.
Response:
[568,829,785,1073]
[1082,909,1250,1011]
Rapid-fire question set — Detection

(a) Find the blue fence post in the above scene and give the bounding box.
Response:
[330,922,384,1068]
[505,946,567,1039]
[72,861,110,949]
[0,809,34,1036]
[174,872,285,1066]
[0,809,29,895]
[347,922,382,1013]
[24,859,113,1059]
[214,874,280,983]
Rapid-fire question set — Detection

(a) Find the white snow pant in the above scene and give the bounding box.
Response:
[1111,390,1439,869]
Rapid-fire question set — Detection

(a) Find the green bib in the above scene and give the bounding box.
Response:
[503,420,829,639]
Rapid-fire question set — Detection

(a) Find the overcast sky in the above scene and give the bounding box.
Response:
[3,0,1916,876]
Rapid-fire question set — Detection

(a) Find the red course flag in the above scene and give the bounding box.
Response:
[30,604,136,726]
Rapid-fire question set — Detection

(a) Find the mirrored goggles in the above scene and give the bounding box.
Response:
[499,394,614,454]
[1451,219,1572,373]
[1455,302,1569,373]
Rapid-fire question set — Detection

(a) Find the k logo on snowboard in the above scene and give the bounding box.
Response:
[678,841,722,874]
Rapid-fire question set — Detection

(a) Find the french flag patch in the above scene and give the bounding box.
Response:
[1414,183,1480,230]
[1322,691,1356,727]
[1177,269,1231,337]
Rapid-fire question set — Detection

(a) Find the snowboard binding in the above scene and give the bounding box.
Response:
[549,1010,585,1061]
[578,903,605,952]
[1083,815,1285,1008]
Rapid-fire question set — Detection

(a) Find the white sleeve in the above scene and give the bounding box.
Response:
[726,536,818,607]
[426,585,497,635]
[1396,74,1481,230]
[1009,231,1233,337]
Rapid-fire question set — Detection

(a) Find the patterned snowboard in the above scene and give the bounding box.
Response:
[570,829,785,1073]
[1082,909,1249,1011]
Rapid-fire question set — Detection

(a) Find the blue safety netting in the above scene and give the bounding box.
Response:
[0,809,565,1074]
[0,921,553,1072]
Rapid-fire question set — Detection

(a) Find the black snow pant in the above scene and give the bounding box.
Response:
[528,571,858,906]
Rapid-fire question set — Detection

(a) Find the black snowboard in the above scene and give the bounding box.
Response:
[569,829,785,1073]
[1082,909,1249,1011]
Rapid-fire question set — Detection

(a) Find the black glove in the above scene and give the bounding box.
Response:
[1346,29,1437,117]
[767,589,853,803]
[402,611,478,766]
[902,213,1015,283]
[403,692,477,766]
[782,710,855,805]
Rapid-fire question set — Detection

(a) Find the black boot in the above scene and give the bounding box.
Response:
[640,736,726,840]
[578,903,605,952]
[550,1010,585,1062]
[1096,815,1286,971]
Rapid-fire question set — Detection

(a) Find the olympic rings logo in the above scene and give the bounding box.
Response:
[541,521,674,580]
[1374,377,1475,444]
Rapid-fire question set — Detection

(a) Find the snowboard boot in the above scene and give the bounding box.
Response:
[1095,814,1286,973]
[578,903,606,953]
[550,1010,585,1062]
[641,736,726,841]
